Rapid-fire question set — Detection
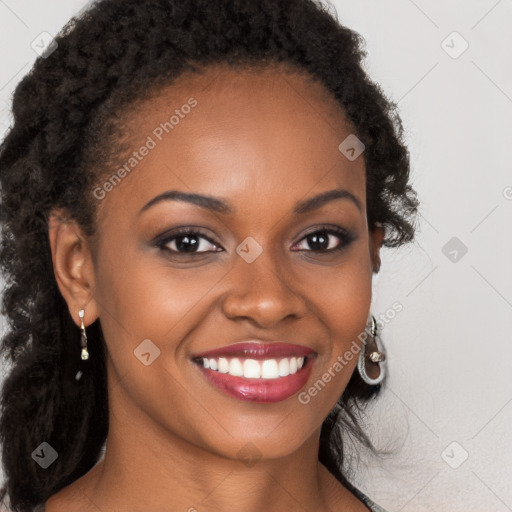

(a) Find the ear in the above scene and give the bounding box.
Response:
[48,208,99,328]
[369,222,386,274]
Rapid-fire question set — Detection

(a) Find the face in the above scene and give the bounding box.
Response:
[54,65,384,462]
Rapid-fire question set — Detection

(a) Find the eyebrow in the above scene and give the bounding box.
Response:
[138,188,362,216]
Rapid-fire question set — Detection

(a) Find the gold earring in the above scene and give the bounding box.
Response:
[78,309,89,360]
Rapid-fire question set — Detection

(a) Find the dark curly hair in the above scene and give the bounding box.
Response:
[0,0,419,510]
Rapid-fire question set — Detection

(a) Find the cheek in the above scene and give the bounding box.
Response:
[94,238,224,338]
[299,247,372,407]
[304,243,373,335]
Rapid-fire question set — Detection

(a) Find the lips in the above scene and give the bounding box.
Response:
[193,341,315,360]
[192,341,317,403]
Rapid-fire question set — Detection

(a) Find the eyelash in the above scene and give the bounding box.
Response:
[155,225,355,256]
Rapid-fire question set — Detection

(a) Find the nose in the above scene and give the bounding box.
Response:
[221,248,309,329]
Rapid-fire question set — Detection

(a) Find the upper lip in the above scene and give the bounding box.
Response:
[192,341,316,360]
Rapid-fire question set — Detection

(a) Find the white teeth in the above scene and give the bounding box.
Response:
[278,358,290,376]
[243,359,261,378]
[200,356,308,379]
[218,357,229,373]
[261,359,279,379]
[228,358,244,377]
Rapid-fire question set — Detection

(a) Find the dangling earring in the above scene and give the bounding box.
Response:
[78,309,89,360]
[357,313,386,385]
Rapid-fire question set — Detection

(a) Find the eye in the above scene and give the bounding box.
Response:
[156,228,222,255]
[155,225,355,257]
[292,226,355,253]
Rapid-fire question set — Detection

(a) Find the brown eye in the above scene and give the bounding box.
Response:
[157,229,222,254]
[292,227,355,253]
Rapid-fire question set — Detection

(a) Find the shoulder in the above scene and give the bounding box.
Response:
[44,459,104,512]
[43,484,92,512]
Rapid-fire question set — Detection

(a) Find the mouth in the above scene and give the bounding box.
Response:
[192,341,317,403]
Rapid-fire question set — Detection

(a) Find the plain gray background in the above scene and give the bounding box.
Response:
[1,1,511,510]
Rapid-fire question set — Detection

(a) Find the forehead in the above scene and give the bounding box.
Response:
[94,64,366,223]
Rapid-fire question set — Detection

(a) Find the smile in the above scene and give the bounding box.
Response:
[192,341,317,403]
[198,355,307,379]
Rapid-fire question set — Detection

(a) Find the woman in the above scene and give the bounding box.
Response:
[0,0,419,511]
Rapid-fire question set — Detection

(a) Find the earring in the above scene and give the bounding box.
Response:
[78,309,89,360]
[357,313,386,385]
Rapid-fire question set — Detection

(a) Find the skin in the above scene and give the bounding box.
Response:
[46,64,385,512]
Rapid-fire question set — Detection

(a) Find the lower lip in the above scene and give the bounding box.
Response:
[195,358,315,403]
